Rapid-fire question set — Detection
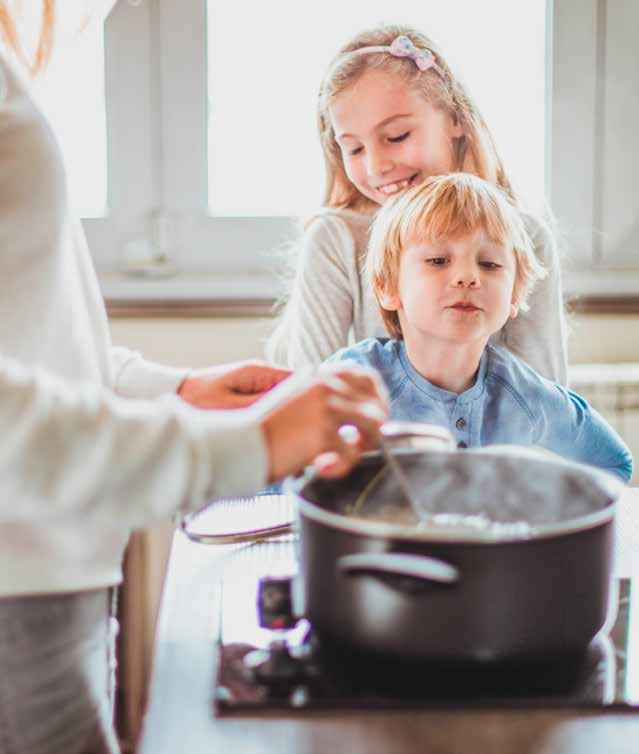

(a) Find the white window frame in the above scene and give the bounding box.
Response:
[87,0,292,305]
[86,0,639,307]
[549,0,639,299]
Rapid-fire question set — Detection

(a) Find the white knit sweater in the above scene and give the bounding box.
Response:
[0,54,267,596]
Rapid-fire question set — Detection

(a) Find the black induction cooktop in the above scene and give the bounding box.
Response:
[213,539,639,714]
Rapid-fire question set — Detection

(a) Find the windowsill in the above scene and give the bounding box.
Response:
[99,270,281,317]
[566,296,639,315]
[564,270,639,314]
[99,269,639,318]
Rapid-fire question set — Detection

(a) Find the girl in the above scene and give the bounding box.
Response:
[0,4,387,754]
[267,24,568,385]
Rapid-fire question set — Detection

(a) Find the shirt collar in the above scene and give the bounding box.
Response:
[397,341,489,404]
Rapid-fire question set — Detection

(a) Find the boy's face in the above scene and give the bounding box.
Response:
[379,228,519,348]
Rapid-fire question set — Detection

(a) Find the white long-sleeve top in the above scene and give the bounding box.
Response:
[268,207,568,386]
[0,54,267,596]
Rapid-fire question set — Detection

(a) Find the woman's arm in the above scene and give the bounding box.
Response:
[500,214,569,386]
[0,354,387,525]
[0,354,267,525]
[266,213,359,368]
[111,349,294,410]
[109,346,189,398]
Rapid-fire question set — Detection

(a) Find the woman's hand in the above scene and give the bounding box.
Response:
[177,361,291,409]
[259,363,389,482]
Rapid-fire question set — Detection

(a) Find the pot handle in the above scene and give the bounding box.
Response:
[337,552,460,584]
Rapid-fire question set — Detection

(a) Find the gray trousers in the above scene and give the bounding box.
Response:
[0,588,120,754]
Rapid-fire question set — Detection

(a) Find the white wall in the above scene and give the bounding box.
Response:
[566,314,639,364]
[109,316,274,368]
[109,314,639,367]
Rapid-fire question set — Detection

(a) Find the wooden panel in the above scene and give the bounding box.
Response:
[117,525,174,751]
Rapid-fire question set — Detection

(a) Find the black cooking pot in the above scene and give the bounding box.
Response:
[287,445,622,662]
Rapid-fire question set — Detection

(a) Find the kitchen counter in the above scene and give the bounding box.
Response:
[138,488,639,754]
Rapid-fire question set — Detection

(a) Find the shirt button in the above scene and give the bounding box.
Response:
[457,441,468,449]
[455,418,466,430]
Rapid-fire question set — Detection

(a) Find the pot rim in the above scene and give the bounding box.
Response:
[285,474,618,544]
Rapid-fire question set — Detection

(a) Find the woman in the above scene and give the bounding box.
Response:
[0,4,388,753]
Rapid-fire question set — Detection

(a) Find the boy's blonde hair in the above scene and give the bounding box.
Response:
[368,173,547,339]
[318,24,516,212]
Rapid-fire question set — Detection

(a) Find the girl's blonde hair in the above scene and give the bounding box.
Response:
[318,24,516,212]
[368,173,546,339]
[0,1,56,75]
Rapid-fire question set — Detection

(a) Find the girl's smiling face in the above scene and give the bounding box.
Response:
[329,68,463,206]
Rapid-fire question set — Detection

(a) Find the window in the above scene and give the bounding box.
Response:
[549,0,639,298]
[37,0,638,302]
[207,1,546,217]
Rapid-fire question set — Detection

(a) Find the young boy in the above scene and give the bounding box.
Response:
[328,173,633,482]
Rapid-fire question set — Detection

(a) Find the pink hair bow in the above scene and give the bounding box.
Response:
[388,35,442,74]
[349,35,445,77]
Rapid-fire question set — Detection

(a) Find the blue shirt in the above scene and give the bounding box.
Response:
[328,338,633,483]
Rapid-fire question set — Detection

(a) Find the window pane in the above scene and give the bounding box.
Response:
[33,19,108,218]
[207,1,546,216]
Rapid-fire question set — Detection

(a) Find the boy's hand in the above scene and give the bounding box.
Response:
[259,363,389,482]
[177,361,292,409]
